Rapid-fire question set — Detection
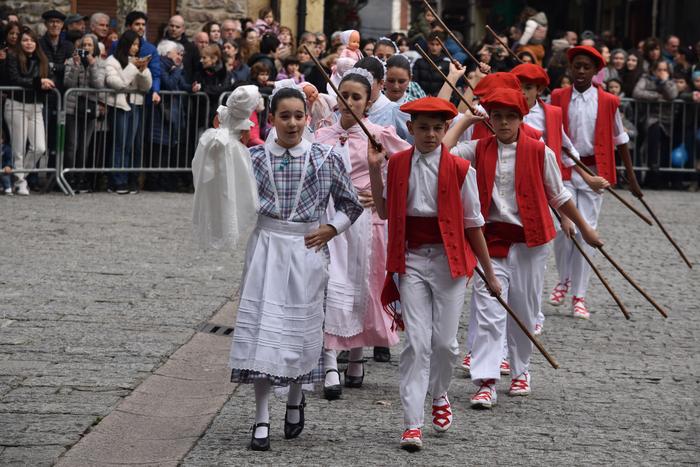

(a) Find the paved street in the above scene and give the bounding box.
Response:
[1,190,698,465]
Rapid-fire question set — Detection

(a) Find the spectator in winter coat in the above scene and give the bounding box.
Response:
[89,12,111,58]
[39,9,74,91]
[412,32,450,96]
[163,15,198,82]
[247,33,279,81]
[193,45,232,124]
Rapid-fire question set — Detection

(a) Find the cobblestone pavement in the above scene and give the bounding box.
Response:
[0,193,244,466]
[1,190,698,466]
[184,190,699,466]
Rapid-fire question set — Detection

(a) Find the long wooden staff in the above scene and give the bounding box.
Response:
[415,45,492,130]
[597,247,669,318]
[302,45,382,151]
[485,25,524,64]
[474,266,559,369]
[550,211,631,320]
[421,0,481,66]
[562,148,653,225]
[637,197,692,268]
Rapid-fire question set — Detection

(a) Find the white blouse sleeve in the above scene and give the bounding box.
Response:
[450,140,478,163]
[543,145,572,209]
[461,166,484,228]
[613,110,630,146]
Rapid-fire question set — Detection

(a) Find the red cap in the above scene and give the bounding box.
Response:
[399,96,458,119]
[567,45,606,70]
[473,72,521,97]
[511,63,550,87]
[480,88,530,116]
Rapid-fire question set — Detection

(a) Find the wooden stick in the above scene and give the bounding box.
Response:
[638,197,693,268]
[597,246,669,318]
[415,45,493,131]
[474,266,559,369]
[551,211,631,320]
[485,25,523,64]
[302,45,382,150]
[421,0,481,66]
[435,37,477,92]
[562,148,654,226]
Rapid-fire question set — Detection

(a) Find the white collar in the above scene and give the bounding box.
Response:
[572,85,596,102]
[413,145,442,161]
[370,93,392,113]
[265,137,311,158]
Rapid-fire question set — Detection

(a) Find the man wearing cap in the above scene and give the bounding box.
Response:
[511,62,583,333]
[65,14,87,35]
[445,88,602,408]
[39,9,74,91]
[549,45,639,319]
[368,96,500,451]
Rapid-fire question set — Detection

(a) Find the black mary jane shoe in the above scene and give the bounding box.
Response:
[284,394,306,439]
[250,422,271,451]
[373,346,391,363]
[344,360,365,388]
[323,369,343,400]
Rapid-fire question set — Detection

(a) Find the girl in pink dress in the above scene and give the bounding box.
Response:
[315,68,411,399]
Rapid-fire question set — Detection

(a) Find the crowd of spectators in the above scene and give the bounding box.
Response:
[0,4,698,195]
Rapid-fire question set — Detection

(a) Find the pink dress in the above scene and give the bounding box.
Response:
[315,120,411,349]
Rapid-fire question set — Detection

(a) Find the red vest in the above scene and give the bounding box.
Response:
[475,132,556,253]
[551,85,619,183]
[538,99,564,174]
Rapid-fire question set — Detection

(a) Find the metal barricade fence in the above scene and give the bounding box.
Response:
[0,86,64,193]
[59,89,209,195]
[618,97,699,174]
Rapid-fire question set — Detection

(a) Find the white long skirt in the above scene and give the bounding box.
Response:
[228,216,329,379]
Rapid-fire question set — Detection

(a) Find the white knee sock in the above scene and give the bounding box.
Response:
[253,379,271,438]
[286,382,303,424]
[347,347,364,377]
[323,348,340,386]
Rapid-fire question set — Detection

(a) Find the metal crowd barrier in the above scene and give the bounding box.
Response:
[0,86,65,193]
[58,89,209,195]
[618,97,699,174]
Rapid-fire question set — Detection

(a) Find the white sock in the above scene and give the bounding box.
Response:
[432,393,449,406]
[286,382,303,424]
[323,349,340,386]
[253,379,270,438]
[347,347,364,377]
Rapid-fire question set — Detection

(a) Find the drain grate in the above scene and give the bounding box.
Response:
[197,322,235,336]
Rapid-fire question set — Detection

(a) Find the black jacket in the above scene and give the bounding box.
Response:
[5,53,53,103]
[193,63,232,123]
[39,34,73,91]
[412,53,450,96]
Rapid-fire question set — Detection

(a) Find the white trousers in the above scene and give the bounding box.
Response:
[399,245,466,429]
[470,243,549,384]
[553,176,604,297]
[4,100,46,182]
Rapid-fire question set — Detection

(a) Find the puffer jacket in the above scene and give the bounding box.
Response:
[63,57,106,114]
[103,55,152,111]
[412,53,450,96]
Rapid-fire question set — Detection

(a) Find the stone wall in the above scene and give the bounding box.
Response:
[177,0,247,36]
[3,0,70,29]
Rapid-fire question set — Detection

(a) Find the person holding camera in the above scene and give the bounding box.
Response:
[63,33,105,192]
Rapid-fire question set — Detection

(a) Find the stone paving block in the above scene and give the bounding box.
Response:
[208,300,238,326]
[0,446,65,467]
[133,373,233,399]
[117,390,230,417]
[93,409,214,440]
[154,355,230,382]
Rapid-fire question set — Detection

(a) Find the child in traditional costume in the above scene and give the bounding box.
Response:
[225,87,363,451]
[548,46,638,319]
[314,68,411,400]
[444,88,603,408]
[368,96,501,451]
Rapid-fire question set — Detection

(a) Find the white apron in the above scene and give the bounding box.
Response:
[228,150,329,378]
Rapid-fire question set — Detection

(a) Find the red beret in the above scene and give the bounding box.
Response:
[511,63,550,87]
[567,45,606,71]
[399,96,458,119]
[473,72,521,97]
[480,88,530,116]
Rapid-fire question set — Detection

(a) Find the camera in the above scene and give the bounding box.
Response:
[76,49,89,59]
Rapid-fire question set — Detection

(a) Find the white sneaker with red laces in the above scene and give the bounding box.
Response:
[461,353,471,375]
[470,379,497,409]
[508,372,531,396]
[572,296,590,319]
[499,359,510,375]
[431,394,452,432]
[548,279,571,306]
[400,428,423,451]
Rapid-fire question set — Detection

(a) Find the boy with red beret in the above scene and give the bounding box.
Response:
[444,88,603,408]
[548,46,640,319]
[367,96,500,450]
[511,62,582,334]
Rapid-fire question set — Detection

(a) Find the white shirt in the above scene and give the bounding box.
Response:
[383,146,485,228]
[451,139,571,226]
[524,101,579,168]
[567,86,629,160]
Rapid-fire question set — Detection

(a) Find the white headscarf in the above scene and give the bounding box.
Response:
[216,85,260,130]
